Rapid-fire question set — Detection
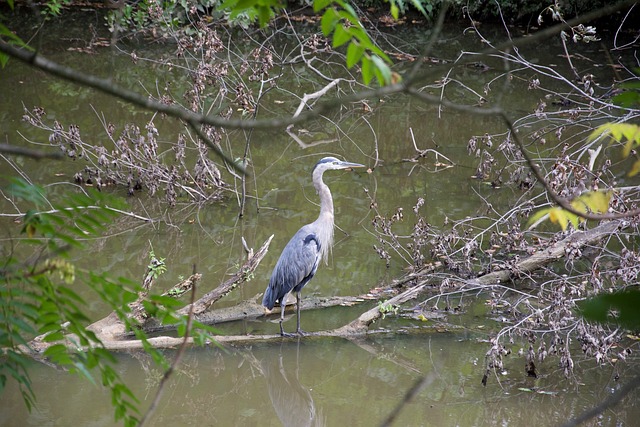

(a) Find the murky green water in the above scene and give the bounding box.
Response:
[2,9,639,426]
[2,335,640,426]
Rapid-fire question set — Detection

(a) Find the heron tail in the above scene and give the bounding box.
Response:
[262,284,276,310]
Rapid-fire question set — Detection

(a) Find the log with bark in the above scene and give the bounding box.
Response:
[25,219,627,353]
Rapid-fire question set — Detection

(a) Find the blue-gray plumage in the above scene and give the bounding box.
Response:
[263,157,365,336]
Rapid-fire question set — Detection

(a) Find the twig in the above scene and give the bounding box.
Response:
[1,0,633,136]
[498,111,640,221]
[285,127,338,149]
[560,35,581,81]
[186,119,244,175]
[291,78,343,118]
[0,205,154,222]
[179,234,274,315]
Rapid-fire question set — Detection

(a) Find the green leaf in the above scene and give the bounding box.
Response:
[409,0,428,17]
[361,55,373,85]
[336,9,360,26]
[390,3,399,20]
[332,23,351,48]
[570,190,611,214]
[43,343,73,364]
[57,286,85,304]
[371,54,392,85]
[72,361,97,385]
[346,42,365,69]
[320,8,338,36]
[257,6,271,27]
[341,2,358,19]
[0,23,30,48]
[177,321,187,337]
[42,331,65,342]
[525,208,551,229]
[613,91,640,108]
[313,0,332,12]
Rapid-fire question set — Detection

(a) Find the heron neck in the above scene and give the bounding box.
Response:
[314,171,335,264]
[314,171,334,219]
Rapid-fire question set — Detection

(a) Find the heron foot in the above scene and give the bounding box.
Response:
[278,329,307,338]
[280,331,297,338]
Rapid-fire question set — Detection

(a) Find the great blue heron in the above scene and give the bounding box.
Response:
[263,157,365,336]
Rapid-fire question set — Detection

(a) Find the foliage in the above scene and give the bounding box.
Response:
[147,250,167,280]
[390,0,432,17]
[102,0,402,85]
[524,115,639,233]
[0,1,32,68]
[3,0,639,414]
[611,76,640,108]
[315,0,395,84]
[589,123,640,176]
[1,179,140,424]
[0,179,214,425]
[364,0,640,386]
[106,0,224,33]
[42,0,72,16]
[219,0,280,27]
[525,190,612,231]
[464,0,613,22]
[377,300,399,318]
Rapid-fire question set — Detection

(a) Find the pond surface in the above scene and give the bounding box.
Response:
[1,8,639,426]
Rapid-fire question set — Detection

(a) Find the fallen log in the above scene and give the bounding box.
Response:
[339,219,626,335]
[27,220,628,352]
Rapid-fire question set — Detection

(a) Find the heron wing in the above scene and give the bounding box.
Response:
[262,225,321,309]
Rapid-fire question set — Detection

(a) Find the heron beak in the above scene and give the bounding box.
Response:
[340,161,366,170]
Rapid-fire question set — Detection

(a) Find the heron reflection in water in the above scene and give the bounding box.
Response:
[262,157,364,336]
[263,346,325,427]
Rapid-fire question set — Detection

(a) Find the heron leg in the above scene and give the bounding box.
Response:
[279,293,296,337]
[295,291,306,336]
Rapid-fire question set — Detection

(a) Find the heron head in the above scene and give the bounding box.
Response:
[313,157,365,173]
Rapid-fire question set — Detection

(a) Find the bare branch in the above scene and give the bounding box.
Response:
[179,234,274,315]
[291,78,343,118]
[0,143,64,160]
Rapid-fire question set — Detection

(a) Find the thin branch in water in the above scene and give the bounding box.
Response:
[559,374,640,427]
[379,374,431,427]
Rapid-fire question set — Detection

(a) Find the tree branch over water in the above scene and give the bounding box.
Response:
[3,2,639,424]
[0,0,634,134]
[0,143,63,160]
